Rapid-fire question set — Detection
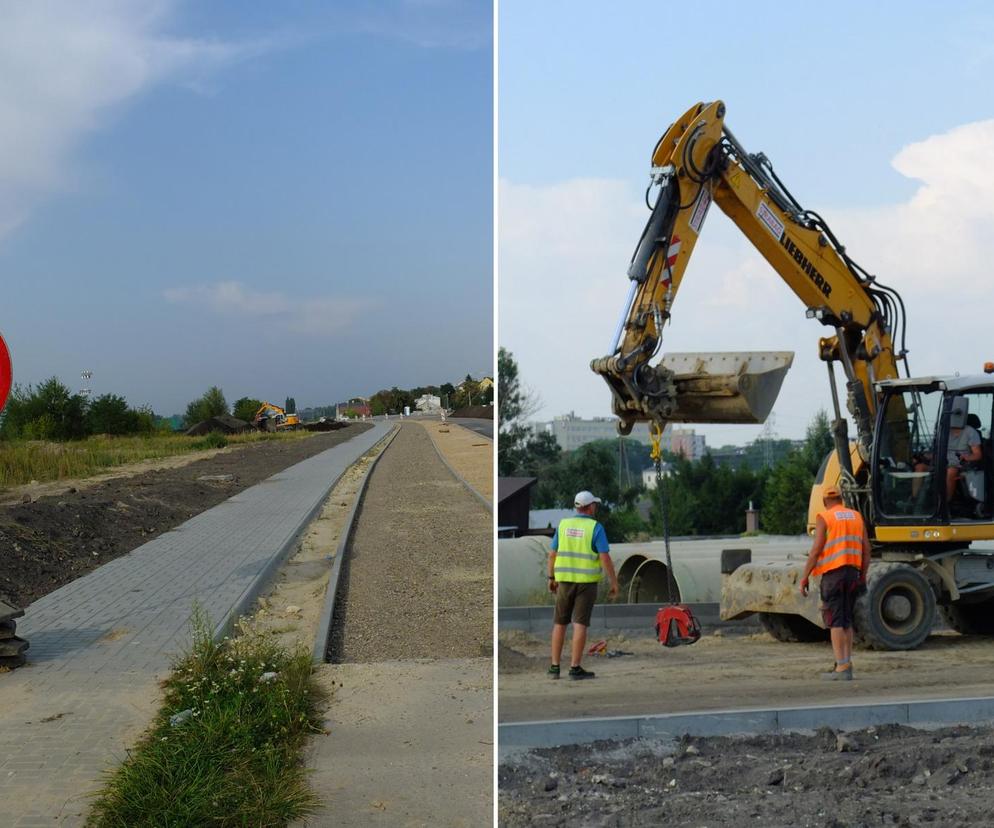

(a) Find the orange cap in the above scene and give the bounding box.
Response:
[823,485,841,499]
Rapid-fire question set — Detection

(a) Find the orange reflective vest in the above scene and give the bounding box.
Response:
[812,506,865,577]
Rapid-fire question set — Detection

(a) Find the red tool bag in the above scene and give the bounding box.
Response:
[655,605,702,647]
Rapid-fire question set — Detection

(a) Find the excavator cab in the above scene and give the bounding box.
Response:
[873,379,994,526]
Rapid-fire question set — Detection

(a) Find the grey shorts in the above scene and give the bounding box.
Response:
[553,581,598,626]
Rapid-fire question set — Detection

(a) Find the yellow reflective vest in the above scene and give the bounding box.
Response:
[554,517,602,583]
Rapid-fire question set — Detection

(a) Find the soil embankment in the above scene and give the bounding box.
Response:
[500,723,994,826]
[0,424,372,607]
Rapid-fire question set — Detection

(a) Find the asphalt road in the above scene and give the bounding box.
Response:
[450,417,493,439]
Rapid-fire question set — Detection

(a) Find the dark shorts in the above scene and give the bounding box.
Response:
[820,566,861,629]
[553,581,598,626]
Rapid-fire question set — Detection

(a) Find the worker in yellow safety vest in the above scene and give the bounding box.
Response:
[547,491,619,680]
[799,485,871,681]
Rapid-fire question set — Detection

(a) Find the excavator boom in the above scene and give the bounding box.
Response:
[592,100,907,474]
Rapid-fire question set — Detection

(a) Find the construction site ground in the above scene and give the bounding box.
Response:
[499,722,994,826]
[500,628,994,825]
[498,628,994,723]
[0,424,373,608]
[422,418,493,503]
[299,421,493,827]
[0,423,389,826]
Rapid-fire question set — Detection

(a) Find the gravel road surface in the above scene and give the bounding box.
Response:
[330,422,491,662]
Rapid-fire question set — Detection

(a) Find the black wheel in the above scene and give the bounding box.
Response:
[939,598,994,635]
[854,563,935,650]
[759,612,830,643]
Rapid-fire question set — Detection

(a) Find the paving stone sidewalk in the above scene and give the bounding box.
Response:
[0,422,391,826]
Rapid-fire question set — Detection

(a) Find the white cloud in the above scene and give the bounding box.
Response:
[500,119,994,443]
[0,0,271,242]
[164,281,371,337]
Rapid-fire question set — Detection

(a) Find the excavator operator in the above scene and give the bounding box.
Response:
[913,397,982,504]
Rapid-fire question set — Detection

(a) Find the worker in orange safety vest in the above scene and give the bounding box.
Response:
[799,485,871,681]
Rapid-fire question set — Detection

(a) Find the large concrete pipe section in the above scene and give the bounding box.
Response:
[498,535,811,607]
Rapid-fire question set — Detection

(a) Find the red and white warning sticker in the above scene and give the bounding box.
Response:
[757,201,785,240]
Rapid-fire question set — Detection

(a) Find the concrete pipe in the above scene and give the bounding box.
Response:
[498,535,811,608]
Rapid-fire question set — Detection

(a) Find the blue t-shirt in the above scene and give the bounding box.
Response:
[550,514,609,554]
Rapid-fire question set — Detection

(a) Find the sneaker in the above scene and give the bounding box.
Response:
[568,666,595,681]
[821,667,853,682]
[547,664,560,680]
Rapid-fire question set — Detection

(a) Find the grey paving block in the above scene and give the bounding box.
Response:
[0,424,390,823]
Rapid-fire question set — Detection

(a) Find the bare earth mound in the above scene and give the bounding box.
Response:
[450,405,493,419]
[0,424,372,607]
[500,723,994,826]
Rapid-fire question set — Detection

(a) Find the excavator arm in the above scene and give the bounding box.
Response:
[591,100,909,477]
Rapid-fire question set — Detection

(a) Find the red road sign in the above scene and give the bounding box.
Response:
[0,333,10,412]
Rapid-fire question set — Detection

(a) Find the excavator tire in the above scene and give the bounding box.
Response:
[854,562,935,650]
[939,599,994,635]
[758,612,830,643]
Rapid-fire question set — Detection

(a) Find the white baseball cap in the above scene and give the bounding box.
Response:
[574,491,602,508]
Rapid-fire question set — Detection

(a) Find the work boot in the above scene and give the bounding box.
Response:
[547,664,560,680]
[568,665,595,681]
[821,666,853,681]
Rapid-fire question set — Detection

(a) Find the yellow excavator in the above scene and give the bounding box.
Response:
[593,100,994,650]
[252,401,300,432]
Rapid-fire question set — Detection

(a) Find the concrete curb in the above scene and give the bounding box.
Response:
[212,424,386,642]
[311,426,401,663]
[499,695,994,756]
[424,422,493,514]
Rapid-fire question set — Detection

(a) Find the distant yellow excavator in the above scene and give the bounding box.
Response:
[593,100,994,650]
[252,401,300,432]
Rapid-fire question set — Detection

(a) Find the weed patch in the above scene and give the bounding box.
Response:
[0,430,312,488]
[87,615,326,827]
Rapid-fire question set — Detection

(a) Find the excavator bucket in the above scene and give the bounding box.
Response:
[721,559,824,628]
[661,351,794,424]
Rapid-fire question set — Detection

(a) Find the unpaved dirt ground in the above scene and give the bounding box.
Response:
[499,723,994,826]
[242,445,380,650]
[0,424,372,608]
[331,422,491,662]
[498,628,994,722]
[421,419,493,502]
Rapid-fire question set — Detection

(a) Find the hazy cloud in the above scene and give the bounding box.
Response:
[164,281,372,337]
[499,120,994,441]
[333,0,491,50]
[0,0,272,243]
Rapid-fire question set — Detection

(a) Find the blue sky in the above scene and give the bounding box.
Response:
[0,0,492,416]
[499,0,994,444]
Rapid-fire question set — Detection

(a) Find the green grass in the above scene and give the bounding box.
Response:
[87,616,327,827]
[0,430,313,489]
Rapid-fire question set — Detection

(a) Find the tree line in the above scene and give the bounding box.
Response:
[367,374,493,416]
[0,379,285,441]
[499,347,834,539]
